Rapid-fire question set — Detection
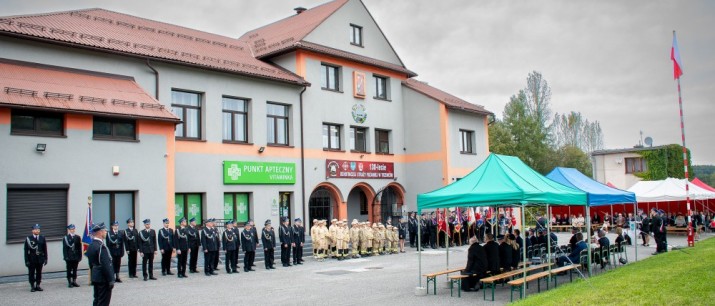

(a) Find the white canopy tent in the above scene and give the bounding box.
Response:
[628,178,715,202]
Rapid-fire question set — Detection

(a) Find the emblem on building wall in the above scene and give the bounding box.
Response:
[352,104,367,124]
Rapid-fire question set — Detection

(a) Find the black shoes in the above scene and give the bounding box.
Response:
[210,272,218,275]
[166,271,174,275]
[31,286,36,292]
[162,272,166,276]
[144,276,148,281]
[115,278,122,283]
[149,276,157,280]
[35,285,43,291]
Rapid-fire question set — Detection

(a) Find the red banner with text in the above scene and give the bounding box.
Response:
[325,159,394,179]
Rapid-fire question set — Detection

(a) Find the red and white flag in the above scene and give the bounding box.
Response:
[671,33,684,79]
[467,207,476,225]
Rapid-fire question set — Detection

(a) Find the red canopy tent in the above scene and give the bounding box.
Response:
[692,178,715,192]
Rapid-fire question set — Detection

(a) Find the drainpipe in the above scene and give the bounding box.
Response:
[299,86,307,229]
[145,59,159,100]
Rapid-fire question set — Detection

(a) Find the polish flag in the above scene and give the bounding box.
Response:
[671,32,684,79]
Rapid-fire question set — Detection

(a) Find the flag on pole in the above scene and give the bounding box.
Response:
[82,203,93,255]
[671,33,684,79]
[454,208,463,232]
[444,208,451,236]
[467,207,476,225]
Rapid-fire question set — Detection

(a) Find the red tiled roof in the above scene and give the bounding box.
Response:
[0,9,308,86]
[403,79,492,116]
[0,59,180,122]
[239,0,416,77]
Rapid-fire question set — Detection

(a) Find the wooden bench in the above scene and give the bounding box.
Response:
[551,225,571,232]
[422,268,463,295]
[448,274,475,298]
[507,271,552,301]
[480,263,552,301]
[666,226,688,234]
[548,264,580,287]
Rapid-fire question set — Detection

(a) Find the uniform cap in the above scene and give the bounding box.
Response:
[352,219,358,224]
[126,218,134,223]
[226,220,234,225]
[143,219,151,224]
[91,222,106,233]
[341,219,347,222]
[295,218,302,222]
[189,217,196,223]
[280,216,288,223]
[162,218,169,224]
[67,224,75,229]
[32,224,41,229]
[179,217,187,223]
[112,221,119,226]
[265,219,272,226]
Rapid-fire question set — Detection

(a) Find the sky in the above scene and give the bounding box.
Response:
[3,0,714,164]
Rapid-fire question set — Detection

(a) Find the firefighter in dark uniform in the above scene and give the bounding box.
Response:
[106,221,124,283]
[123,218,139,278]
[174,217,190,278]
[261,219,276,270]
[222,220,239,274]
[201,218,218,276]
[186,218,200,273]
[241,222,257,272]
[249,219,259,268]
[292,218,305,265]
[86,223,115,306]
[24,223,47,292]
[63,224,82,288]
[231,220,241,270]
[158,218,174,276]
[138,219,157,281]
[211,219,221,271]
[279,217,293,267]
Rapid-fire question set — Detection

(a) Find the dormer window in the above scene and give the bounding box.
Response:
[350,24,363,47]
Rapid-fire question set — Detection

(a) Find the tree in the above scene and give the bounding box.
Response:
[488,119,516,156]
[501,90,554,174]
[552,111,604,153]
[554,145,593,178]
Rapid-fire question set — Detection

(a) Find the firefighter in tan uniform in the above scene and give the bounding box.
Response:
[310,219,318,258]
[372,223,382,256]
[338,220,349,260]
[361,222,372,256]
[391,226,399,254]
[350,219,361,258]
[385,225,394,254]
[328,219,338,258]
[315,220,328,261]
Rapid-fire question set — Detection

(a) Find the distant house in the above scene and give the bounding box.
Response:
[591,145,686,189]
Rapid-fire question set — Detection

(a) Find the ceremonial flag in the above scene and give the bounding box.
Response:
[82,203,92,255]
[454,208,463,231]
[467,207,476,225]
[671,33,684,79]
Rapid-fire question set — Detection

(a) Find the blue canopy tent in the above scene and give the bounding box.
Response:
[546,167,639,266]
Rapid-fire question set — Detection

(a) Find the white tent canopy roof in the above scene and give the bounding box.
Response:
[628,177,715,202]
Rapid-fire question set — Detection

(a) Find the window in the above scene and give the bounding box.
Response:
[224,193,250,226]
[7,184,68,242]
[175,194,203,225]
[171,90,201,139]
[93,117,136,140]
[93,192,134,226]
[375,129,390,154]
[222,97,248,143]
[350,126,368,152]
[322,123,341,150]
[359,191,368,215]
[11,110,64,136]
[350,24,363,46]
[374,75,389,100]
[625,157,648,174]
[321,64,341,91]
[267,103,289,145]
[460,129,474,154]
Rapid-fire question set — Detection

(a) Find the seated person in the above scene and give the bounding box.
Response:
[461,236,488,292]
[675,214,687,227]
[498,235,513,272]
[595,230,610,269]
[555,214,562,225]
[615,227,625,248]
[568,227,579,249]
[509,234,521,270]
[592,213,601,224]
[557,232,586,268]
[483,234,500,276]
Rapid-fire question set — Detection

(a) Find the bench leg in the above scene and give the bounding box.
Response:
[433,277,437,295]
[538,278,541,292]
[457,279,461,298]
[569,269,574,282]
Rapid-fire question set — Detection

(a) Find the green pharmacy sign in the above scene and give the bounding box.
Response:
[223,161,296,184]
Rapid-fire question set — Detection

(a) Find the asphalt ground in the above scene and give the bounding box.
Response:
[0,232,707,305]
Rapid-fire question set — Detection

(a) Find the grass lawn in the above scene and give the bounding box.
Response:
[512,237,715,305]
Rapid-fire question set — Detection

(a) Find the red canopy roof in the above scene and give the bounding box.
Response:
[692,178,715,192]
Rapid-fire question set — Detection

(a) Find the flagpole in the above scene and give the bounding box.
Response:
[673,30,694,247]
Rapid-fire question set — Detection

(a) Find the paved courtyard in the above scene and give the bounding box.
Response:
[0,232,708,305]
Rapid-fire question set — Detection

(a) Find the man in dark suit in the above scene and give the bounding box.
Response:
[63,224,82,288]
[123,218,139,278]
[498,235,513,272]
[249,219,259,268]
[158,218,174,276]
[461,236,488,292]
[24,223,47,292]
[261,219,276,270]
[483,233,500,276]
[292,218,305,265]
[174,217,190,278]
[408,212,417,248]
[86,223,115,306]
[428,212,437,249]
[241,222,257,272]
[186,218,200,273]
[222,220,239,273]
[138,219,157,281]
[279,217,293,267]
[201,218,218,276]
[106,221,124,283]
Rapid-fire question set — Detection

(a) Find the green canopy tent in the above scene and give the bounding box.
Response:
[415,153,588,298]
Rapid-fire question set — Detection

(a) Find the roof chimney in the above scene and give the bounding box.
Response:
[294,7,307,14]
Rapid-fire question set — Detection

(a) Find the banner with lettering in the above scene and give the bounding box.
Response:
[325,159,394,179]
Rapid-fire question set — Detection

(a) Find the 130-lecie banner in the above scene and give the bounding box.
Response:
[224,161,296,184]
[325,159,394,179]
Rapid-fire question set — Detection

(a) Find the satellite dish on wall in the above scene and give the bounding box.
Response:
[644,137,653,147]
